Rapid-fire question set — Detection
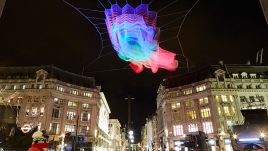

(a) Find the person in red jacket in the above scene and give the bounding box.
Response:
[28,130,48,151]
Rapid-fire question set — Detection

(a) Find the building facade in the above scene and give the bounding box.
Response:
[141,117,155,151]
[0,66,111,150]
[259,0,268,25]
[156,64,268,150]
[0,0,6,18]
[108,119,122,151]
[95,92,111,151]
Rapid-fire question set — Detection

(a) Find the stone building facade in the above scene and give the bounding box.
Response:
[156,64,268,150]
[108,119,122,151]
[0,65,110,149]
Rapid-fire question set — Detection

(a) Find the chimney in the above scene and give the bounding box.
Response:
[218,60,224,65]
[256,48,264,65]
[246,60,251,65]
[260,48,263,64]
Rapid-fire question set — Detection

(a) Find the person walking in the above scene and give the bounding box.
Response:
[28,130,48,151]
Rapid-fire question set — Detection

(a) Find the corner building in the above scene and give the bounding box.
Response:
[0,66,106,148]
[156,64,268,150]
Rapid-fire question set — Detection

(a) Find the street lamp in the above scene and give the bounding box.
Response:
[260,132,265,138]
[129,130,134,135]
[232,134,237,139]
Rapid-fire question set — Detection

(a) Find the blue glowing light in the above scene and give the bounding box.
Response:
[105,4,178,73]
[238,138,260,142]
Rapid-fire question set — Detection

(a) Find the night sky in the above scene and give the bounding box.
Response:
[0,0,267,140]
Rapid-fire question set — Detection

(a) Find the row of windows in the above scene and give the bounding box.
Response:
[1,84,48,90]
[173,108,210,121]
[53,98,90,109]
[56,86,93,97]
[171,97,209,109]
[166,84,207,98]
[25,106,45,117]
[49,123,89,134]
[234,84,267,89]
[1,84,96,97]
[215,95,234,103]
[218,106,235,116]
[167,82,268,98]
[51,108,90,121]
[173,105,234,121]
[173,122,214,136]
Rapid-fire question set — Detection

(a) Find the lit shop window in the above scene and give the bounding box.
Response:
[185,100,194,107]
[203,122,213,134]
[70,89,79,95]
[65,125,75,132]
[201,108,211,118]
[187,111,196,120]
[221,95,228,102]
[49,123,60,134]
[82,103,90,109]
[40,106,45,116]
[188,124,198,132]
[67,111,76,120]
[173,125,183,136]
[68,101,77,107]
[224,106,230,116]
[196,84,206,92]
[199,97,208,105]
[171,103,180,110]
[32,107,38,116]
[56,85,64,92]
[83,92,92,97]
[81,113,90,121]
[183,89,192,95]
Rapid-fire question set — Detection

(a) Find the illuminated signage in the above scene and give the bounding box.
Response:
[224,139,231,144]
[238,138,260,142]
[21,124,32,133]
[209,139,215,145]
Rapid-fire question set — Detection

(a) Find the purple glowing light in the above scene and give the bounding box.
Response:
[105,4,178,73]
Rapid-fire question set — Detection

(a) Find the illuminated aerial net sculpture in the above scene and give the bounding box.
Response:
[63,0,200,74]
[105,4,178,73]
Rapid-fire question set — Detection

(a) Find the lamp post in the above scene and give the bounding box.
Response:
[124,95,134,131]
[128,130,134,151]
[260,132,265,150]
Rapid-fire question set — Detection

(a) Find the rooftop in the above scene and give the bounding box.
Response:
[163,64,268,88]
[0,65,96,88]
